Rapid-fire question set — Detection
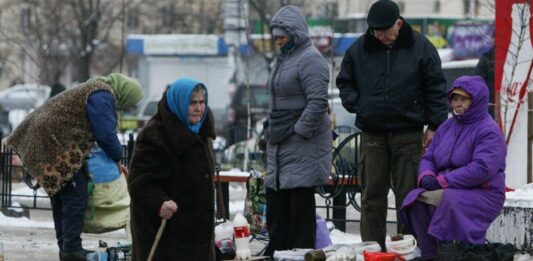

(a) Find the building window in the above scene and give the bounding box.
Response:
[127,7,139,29]
[463,0,479,16]
[434,1,441,13]
[324,2,338,18]
[397,1,405,13]
[20,7,31,33]
[160,4,176,28]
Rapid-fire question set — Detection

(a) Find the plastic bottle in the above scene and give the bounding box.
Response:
[86,252,99,261]
[98,240,108,261]
[233,213,251,260]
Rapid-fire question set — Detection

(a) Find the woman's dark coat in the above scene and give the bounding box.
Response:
[128,96,216,261]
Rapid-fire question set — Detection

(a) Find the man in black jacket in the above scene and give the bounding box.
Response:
[336,0,447,251]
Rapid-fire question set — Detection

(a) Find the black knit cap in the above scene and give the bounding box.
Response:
[367,0,400,30]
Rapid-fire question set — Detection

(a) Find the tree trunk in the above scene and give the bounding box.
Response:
[79,54,92,82]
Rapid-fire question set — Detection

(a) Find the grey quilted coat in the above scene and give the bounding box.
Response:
[265,5,332,190]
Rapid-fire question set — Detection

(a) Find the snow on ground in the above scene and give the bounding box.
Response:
[0,210,53,229]
[505,183,533,207]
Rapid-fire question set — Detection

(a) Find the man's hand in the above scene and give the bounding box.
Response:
[423,129,435,148]
[160,200,178,220]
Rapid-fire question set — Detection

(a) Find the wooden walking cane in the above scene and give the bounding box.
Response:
[147,218,167,261]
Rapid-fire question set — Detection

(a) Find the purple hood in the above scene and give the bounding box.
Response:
[448,75,490,123]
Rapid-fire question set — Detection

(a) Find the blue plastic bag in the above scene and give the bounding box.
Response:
[87,145,120,183]
[315,214,332,249]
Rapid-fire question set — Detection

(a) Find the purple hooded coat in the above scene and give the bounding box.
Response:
[400,76,506,257]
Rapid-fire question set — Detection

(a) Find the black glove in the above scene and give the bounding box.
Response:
[420,176,442,191]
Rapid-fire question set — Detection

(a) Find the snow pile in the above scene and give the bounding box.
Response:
[11,186,47,197]
[505,183,533,208]
[0,211,53,228]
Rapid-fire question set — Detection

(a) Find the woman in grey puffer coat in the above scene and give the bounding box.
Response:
[264,5,332,256]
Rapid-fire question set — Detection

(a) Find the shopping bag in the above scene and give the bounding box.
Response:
[86,146,121,183]
[84,174,130,233]
[315,214,332,249]
[84,145,130,233]
[243,169,267,236]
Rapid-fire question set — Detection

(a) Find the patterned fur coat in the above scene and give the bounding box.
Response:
[6,80,115,196]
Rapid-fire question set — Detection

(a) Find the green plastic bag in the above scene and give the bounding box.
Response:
[84,174,130,234]
[243,169,267,236]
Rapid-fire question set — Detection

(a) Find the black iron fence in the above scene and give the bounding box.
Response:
[0,135,135,212]
[0,144,51,211]
[1,130,365,231]
[316,127,363,231]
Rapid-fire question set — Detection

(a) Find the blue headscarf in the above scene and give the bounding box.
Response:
[166,78,208,134]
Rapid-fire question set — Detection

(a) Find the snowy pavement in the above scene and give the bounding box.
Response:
[4,181,533,260]
[0,182,397,260]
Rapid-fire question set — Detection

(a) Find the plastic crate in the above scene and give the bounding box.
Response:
[106,244,132,261]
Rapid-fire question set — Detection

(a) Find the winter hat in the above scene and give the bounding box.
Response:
[272,27,289,37]
[450,87,471,98]
[367,0,400,30]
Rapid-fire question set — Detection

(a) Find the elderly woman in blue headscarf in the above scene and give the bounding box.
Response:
[128,78,217,261]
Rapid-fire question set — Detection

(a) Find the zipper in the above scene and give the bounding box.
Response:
[269,54,286,190]
[270,54,285,110]
[385,48,391,131]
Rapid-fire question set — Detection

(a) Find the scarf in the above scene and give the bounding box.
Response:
[96,73,144,111]
[166,78,208,134]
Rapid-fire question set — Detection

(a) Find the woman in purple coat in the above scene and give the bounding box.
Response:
[400,75,506,260]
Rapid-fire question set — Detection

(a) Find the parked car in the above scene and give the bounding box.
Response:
[221,119,266,172]
[0,83,50,109]
[0,109,10,138]
[136,97,160,129]
[329,87,356,129]
[225,83,269,145]
[0,84,51,135]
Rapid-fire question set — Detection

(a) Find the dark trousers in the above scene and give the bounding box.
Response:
[264,187,316,256]
[50,170,88,253]
[359,131,422,251]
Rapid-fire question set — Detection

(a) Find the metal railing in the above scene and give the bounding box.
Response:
[0,136,134,212]
[316,126,363,231]
[1,130,366,231]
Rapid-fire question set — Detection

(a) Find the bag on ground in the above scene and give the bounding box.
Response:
[243,169,267,236]
[315,214,332,249]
